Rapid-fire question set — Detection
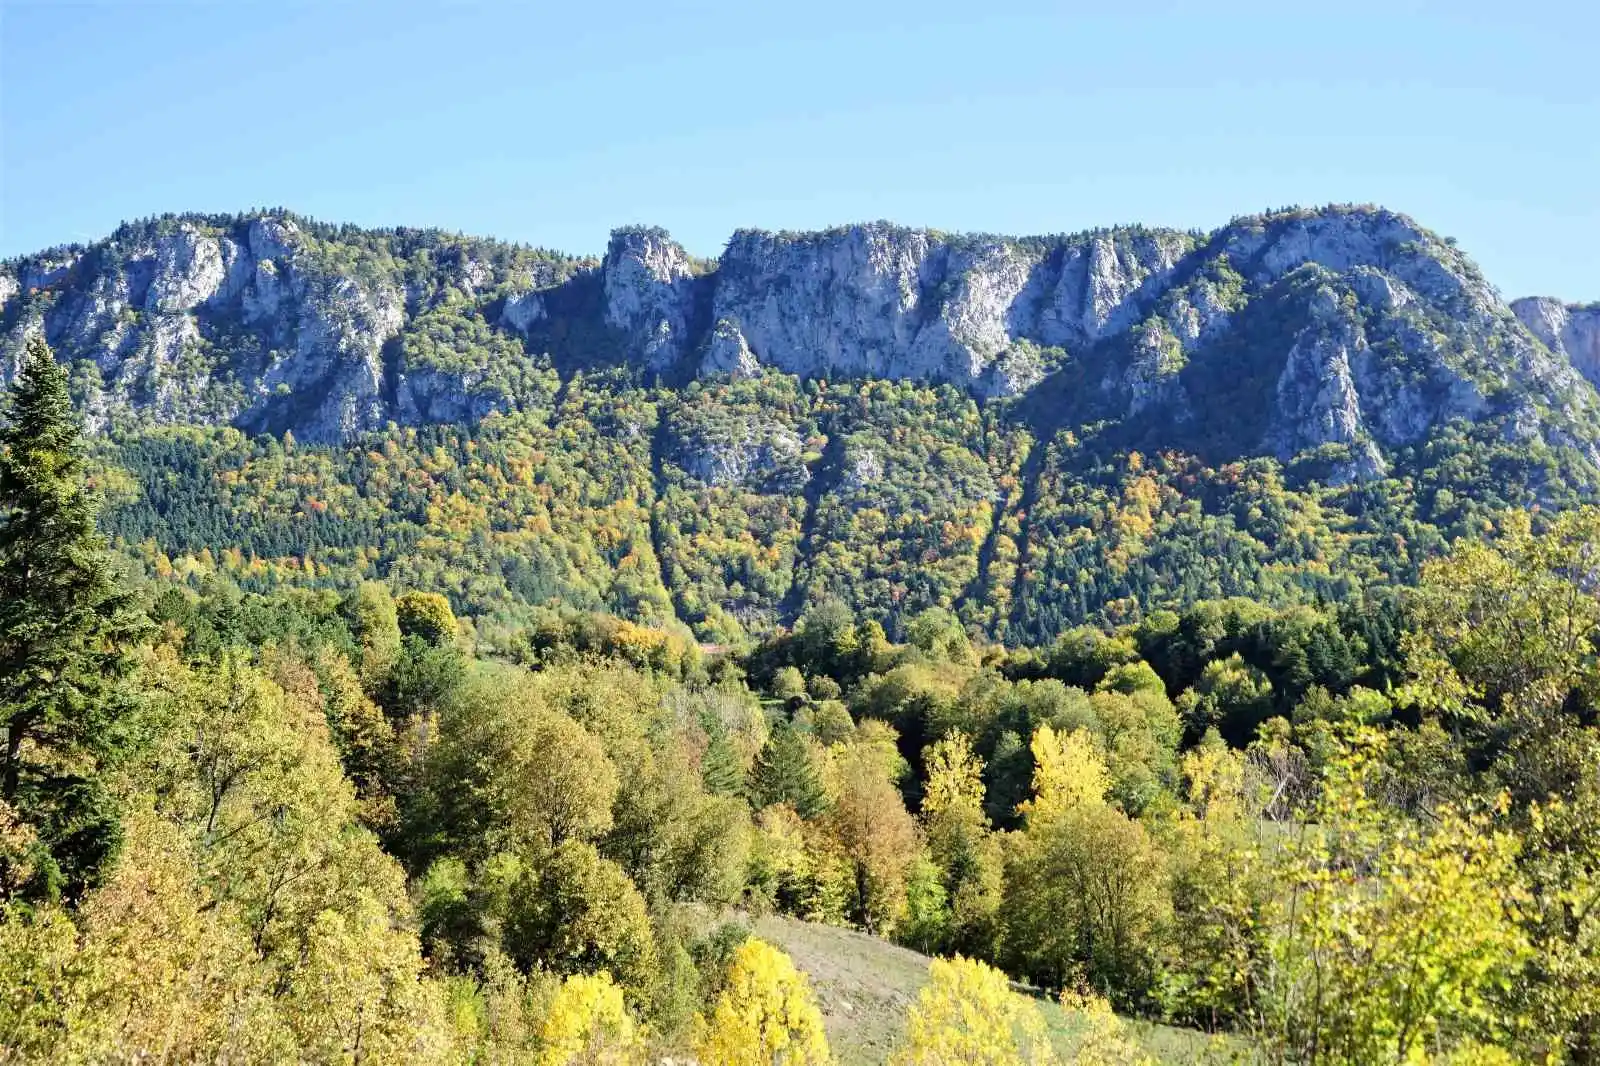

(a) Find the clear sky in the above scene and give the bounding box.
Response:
[2,1,1596,299]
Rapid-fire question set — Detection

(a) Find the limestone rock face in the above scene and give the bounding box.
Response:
[501,290,547,335]
[603,227,698,370]
[395,367,505,426]
[708,224,1190,396]
[0,214,425,440]
[675,415,808,492]
[711,224,941,382]
[1032,232,1192,348]
[1514,297,1600,388]
[253,275,405,440]
[144,226,226,312]
[3,204,1597,472]
[1264,284,1387,482]
[699,317,760,379]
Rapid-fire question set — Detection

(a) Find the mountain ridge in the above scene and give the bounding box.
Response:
[4,204,1594,470]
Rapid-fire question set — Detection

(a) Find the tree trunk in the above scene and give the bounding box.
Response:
[2,720,23,802]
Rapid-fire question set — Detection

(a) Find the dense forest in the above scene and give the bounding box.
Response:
[89,367,1588,652]
[4,326,1600,1065]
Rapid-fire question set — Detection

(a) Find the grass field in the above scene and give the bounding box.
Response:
[747,914,1245,1065]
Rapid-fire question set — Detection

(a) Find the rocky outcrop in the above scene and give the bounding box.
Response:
[1265,284,1387,481]
[1513,297,1600,387]
[699,317,759,379]
[252,274,404,440]
[704,224,1190,397]
[603,228,698,371]
[3,204,1598,470]
[710,224,942,384]
[501,289,547,335]
[679,422,807,492]
[144,226,226,312]
[1031,232,1192,348]
[1118,318,1190,418]
[0,216,410,441]
[395,367,504,426]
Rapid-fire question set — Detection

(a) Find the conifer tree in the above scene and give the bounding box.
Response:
[700,727,746,798]
[0,336,145,898]
[747,723,828,819]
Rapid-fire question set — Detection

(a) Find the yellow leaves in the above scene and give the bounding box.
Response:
[1059,988,1154,1066]
[537,972,645,1066]
[282,897,451,1065]
[1427,1042,1520,1066]
[892,955,1057,1066]
[826,741,922,935]
[1403,506,1600,723]
[1250,730,1535,1065]
[1177,738,1248,826]
[694,939,831,1066]
[1019,724,1109,827]
[922,732,986,823]
[0,806,299,1064]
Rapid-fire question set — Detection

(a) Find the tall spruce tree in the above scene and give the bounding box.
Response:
[700,727,746,798]
[748,722,829,819]
[0,336,145,898]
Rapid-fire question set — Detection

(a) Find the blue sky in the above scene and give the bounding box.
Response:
[3,1,1596,299]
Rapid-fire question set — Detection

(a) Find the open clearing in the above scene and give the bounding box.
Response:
[749,914,1242,1065]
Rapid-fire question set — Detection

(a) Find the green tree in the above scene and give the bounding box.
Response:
[921,733,1004,955]
[1003,726,1170,1003]
[424,667,618,859]
[749,723,829,819]
[396,590,458,646]
[700,727,747,797]
[0,336,146,898]
[504,840,657,999]
[339,581,402,688]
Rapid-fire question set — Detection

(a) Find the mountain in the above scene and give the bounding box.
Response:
[4,204,1598,644]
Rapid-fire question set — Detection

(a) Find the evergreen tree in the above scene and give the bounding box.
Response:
[0,336,146,898]
[700,727,746,798]
[747,723,828,819]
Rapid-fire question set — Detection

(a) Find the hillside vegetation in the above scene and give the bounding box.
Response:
[2,200,1600,1063]
[0,332,1597,1063]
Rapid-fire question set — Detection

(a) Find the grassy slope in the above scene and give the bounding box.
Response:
[750,914,1239,1065]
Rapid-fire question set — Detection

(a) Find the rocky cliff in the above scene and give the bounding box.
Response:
[1513,297,1600,387]
[4,205,1597,479]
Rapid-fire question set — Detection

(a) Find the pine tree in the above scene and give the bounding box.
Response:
[747,723,828,819]
[0,336,146,898]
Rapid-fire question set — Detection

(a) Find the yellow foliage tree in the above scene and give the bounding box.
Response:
[827,743,921,935]
[891,955,1058,1066]
[1018,725,1108,826]
[536,971,645,1066]
[921,734,1004,954]
[922,733,986,822]
[0,807,294,1064]
[1058,988,1153,1066]
[1250,730,1532,1066]
[695,939,831,1066]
